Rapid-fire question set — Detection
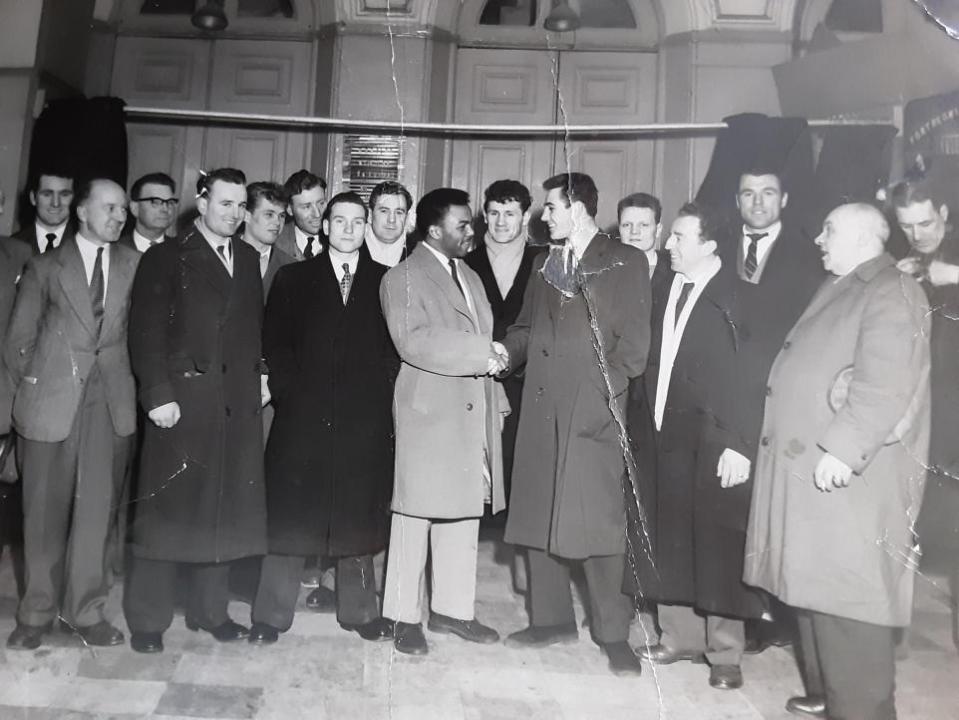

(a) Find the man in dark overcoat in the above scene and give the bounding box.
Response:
[248,192,396,645]
[500,173,651,676]
[627,202,763,691]
[124,168,268,654]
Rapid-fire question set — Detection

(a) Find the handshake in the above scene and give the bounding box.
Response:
[487,341,510,376]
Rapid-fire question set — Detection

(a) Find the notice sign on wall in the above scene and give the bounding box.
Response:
[342,135,404,200]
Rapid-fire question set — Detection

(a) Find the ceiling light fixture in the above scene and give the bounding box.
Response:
[192,0,228,31]
[544,0,581,32]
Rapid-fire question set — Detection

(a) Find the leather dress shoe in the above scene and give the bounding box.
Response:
[60,620,124,647]
[341,617,393,642]
[428,613,499,644]
[603,641,643,676]
[6,622,51,650]
[248,622,280,645]
[638,643,707,665]
[785,695,826,717]
[393,621,428,655]
[305,586,336,613]
[504,622,578,649]
[709,664,744,690]
[185,617,250,642]
[130,632,164,654]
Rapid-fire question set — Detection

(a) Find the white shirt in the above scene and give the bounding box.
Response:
[741,220,782,269]
[195,218,232,276]
[422,242,477,318]
[132,229,164,254]
[364,226,406,268]
[75,232,110,297]
[654,255,722,431]
[646,249,658,278]
[329,249,359,283]
[35,222,67,253]
[485,234,525,298]
[294,225,323,258]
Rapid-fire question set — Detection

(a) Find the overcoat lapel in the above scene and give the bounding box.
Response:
[56,239,97,337]
[415,245,475,328]
[100,245,135,340]
[180,228,233,297]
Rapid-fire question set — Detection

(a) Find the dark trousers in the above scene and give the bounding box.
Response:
[252,553,378,631]
[123,557,234,633]
[17,367,130,628]
[797,609,897,720]
[527,549,633,644]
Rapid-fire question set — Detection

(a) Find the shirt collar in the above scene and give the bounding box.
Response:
[75,231,108,257]
[678,253,721,285]
[194,218,230,248]
[423,241,455,268]
[36,221,66,240]
[742,221,782,242]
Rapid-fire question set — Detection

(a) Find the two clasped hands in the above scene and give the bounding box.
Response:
[147,374,272,429]
[487,341,510,376]
[715,446,852,493]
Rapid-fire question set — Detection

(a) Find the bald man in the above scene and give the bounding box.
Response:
[744,203,930,719]
[4,179,140,650]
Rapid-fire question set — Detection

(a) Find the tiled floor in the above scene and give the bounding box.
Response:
[0,535,955,719]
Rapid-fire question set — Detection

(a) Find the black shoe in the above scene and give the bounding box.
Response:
[785,695,826,717]
[504,622,578,649]
[744,635,770,654]
[130,631,164,654]
[603,641,643,676]
[393,621,428,655]
[185,617,250,642]
[66,620,124,647]
[305,586,336,612]
[709,664,744,690]
[6,622,50,650]
[341,617,393,642]
[428,613,499,644]
[248,622,279,645]
[637,643,707,665]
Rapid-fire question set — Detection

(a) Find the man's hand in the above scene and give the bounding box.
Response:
[488,341,510,376]
[717,448,751,488]
[148,401,181,429]
[260,374,271,407]
[925,259,959,286]
[813,452,853,492]
[896,257,922,277]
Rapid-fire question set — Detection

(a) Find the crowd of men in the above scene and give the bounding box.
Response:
[0,157,952,720]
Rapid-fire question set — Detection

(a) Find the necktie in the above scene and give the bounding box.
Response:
[448,258,465,298]
[216,242,231,273]
[565,247,576,279]
[340,262,352,304]
[260,249,270,278]
[744,232,767,279]
[674,281,694,327]
[304,236,315,259]
[90,247,104,336]
[44,233,56,253]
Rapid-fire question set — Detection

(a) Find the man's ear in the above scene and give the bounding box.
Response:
[29,191,37,208]
[522,210,531,228]
[655,223,663,241]
[781,191,789,209]
[940,204,949,224]
[196,196,209,217]
[322,218,330,237]
[130,202,141,221]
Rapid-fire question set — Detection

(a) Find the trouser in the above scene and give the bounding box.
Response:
[17,367,130,628]
[527,549,633,644]
[252,553,378,631]
[382,513,479,624]
[796,609,897,720]
[123,557,233,633]
[658,603,745,665]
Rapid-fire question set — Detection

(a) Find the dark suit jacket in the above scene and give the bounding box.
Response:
[264,245,396,556]
[12,221,77,255]
[275,224,323,262]
[0,239,33,435]
[128,227,266,563]
[4,238,140,442]
[465,241,545,342]
[263,245,296,300]
[649,249,673,302]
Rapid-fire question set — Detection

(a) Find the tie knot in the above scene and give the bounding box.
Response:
[95,247,103,258]
[746,232,768,243]
[342,262,350,272]
[46,233,57,242]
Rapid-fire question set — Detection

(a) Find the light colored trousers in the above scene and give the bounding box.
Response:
[382,513,479,624]
[658,603,745,666]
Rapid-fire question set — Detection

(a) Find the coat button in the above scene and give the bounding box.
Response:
[466,403,473,411]
[537,387,544,396]
[542,349,549,357]
[760,436,769,446]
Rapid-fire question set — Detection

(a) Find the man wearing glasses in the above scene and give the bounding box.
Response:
[121,173,179,252]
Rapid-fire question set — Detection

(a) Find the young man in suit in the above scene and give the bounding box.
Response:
[465,180,542,514]
[241,182,295,300]
[124,168,269,654]
[275,170,327,261]
[724,166,825,655]
[744,203,930,719]
[249,191,396,646]
[499,173,651,676]
[12,170,75,254]
[618,192,669,288]
[121,173,178,252]
[5,179,140,650]
[629,202,763,691]
[380,188,509,656]
[365,180,416,267]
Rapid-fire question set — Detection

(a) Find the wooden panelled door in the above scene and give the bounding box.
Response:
[451,48,658,236]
